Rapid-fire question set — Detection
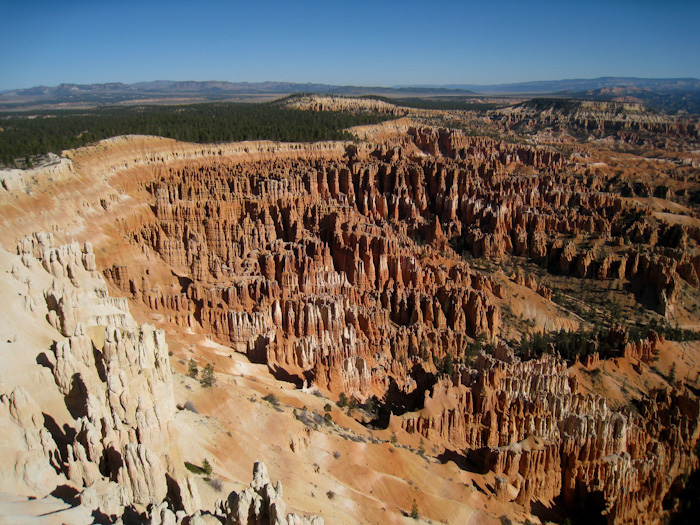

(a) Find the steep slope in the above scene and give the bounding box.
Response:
[1,122,699,524]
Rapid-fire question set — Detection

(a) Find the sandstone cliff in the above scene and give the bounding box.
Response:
[2,119,699,524]
[400,345,700,523]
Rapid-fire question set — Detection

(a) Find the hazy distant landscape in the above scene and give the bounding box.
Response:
[2,76,699,113]
[2,1,700,524]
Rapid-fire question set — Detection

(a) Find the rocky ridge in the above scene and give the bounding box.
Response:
[280,95,407,116]
[1,120,699,524]
[1,232,321,524]
[399,343,700,522]
[491,99,699,147]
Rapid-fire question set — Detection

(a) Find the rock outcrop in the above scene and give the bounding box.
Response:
[281,94,407,116]
[0,387,62,497]
[400,345,700,523]
[7,233,200,518]
[215,461,323,525]
[491,99,700,147]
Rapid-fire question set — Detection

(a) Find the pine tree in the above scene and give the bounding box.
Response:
[202,458,212,476]
[410,499,419,519]
[669,362,677,386]
[201,363,216,388]
[188,358,198,379]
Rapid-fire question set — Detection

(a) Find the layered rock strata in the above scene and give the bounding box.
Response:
[214,461,323,525]
[8,232,201,517]
[400,345,700,523]
[105,127,699,406]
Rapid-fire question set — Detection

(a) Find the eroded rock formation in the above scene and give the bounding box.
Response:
[9,232,200,517]
[214,461,323,525]
[2,119,698,524]
[400,345,700,523]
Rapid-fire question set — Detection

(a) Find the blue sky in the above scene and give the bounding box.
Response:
[1,0,698,91]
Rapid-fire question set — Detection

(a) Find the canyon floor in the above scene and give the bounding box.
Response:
[1,97,699,524]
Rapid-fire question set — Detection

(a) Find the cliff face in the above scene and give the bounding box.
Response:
[400,345,700,523]
[102,127,699,404]
[2,121,698,524]
[2,232,324,524]
[491,99,700,147]
[5,232,200,517]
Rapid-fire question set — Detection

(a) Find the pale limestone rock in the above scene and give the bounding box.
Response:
[222,461,323,525]
[0,387,61,497]
[80,479,125,517]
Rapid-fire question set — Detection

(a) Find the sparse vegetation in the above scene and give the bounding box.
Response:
[187,358,198,379]
[183,401,198,413]
[262,393,279,406]
[670,362,677,386]
[0,103,394,167]
[411,499,419,519]
[200,363,216,388]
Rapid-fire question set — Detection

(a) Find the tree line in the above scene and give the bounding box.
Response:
[0,102,393,167]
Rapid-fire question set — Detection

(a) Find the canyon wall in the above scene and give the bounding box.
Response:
[400,344,700,522]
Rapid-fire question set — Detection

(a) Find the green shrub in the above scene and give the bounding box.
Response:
[184,462,204,475]
[187,358,198,379]
[200,363,216,388]
[202,458,212,476]
[263,393,279,406]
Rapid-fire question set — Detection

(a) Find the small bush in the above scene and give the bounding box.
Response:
[323,412,333,424]
[411,499,419,519]
[324,403,332,412]
[337,393,348,408]
[209,477,223,492]
[326,490,335,500]
[263,393,279,406]
[200,363,216,388]
[188,359,198,378]
[184,462,204,475]
[333,450,341,460]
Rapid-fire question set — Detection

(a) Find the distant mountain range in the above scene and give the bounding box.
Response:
[2,77,699,114]
[0,81,474,109]
[401,77,700,94]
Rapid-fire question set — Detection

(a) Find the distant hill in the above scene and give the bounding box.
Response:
[568,86,700,115]
[396,77,700,114]
[4,77,700,114]
[403,77,700,94]
[0,81,475,109]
